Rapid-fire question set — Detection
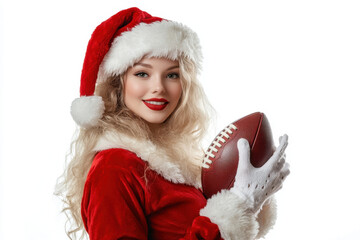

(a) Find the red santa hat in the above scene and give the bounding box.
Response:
[70,7,202,128]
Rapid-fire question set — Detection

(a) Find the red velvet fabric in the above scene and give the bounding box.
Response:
[80,7,162,96]
[81,148,222,239]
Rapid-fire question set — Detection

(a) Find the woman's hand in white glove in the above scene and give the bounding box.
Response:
[230,135,290,213]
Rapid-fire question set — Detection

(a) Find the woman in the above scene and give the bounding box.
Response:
[56,7,289,240]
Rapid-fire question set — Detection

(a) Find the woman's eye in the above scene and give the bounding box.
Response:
[135,72,148,78]
[167,73,180,79]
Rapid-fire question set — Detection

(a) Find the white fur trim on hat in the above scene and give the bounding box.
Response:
[97,20,202,82]
[70,96,105,128]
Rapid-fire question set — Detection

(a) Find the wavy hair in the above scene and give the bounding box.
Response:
[55,55,213,239]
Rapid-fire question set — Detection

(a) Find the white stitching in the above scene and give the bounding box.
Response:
[202,123,237,168]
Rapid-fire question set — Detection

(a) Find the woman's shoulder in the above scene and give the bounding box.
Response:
[89,148,146,177]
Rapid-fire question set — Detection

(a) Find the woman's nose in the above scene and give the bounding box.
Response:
[151,76,165,93]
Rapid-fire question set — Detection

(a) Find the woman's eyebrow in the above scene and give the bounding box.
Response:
[133,63,179,71]
[134,63,152,68]
[167,65,180,70]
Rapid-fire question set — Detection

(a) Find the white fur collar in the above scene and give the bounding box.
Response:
[94,132,201,188]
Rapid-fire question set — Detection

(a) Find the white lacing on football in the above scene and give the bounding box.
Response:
[202,123,238,169]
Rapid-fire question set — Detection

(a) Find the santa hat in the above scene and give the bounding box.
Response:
[70,7,202,128]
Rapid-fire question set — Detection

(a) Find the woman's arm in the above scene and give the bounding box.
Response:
[198,135,289,239]
[81,162,148,240]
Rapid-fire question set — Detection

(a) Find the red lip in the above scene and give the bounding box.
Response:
[144,98,168,102]
[143,98,169,111]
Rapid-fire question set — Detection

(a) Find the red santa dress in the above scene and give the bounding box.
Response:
[81,132,277,240]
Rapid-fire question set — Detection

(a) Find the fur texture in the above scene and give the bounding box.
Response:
[200,190,277,240]
[255,198,277,239]
[97,20,202,82]
[93,131,201,188]
[201,190,259,240]
[70,96,105,128]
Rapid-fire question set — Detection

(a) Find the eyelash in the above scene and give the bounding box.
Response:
[167,73,180,79]
[135,72,148,78]
[134,72,180,79]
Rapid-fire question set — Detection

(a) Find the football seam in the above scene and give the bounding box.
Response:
[202,123,238,169]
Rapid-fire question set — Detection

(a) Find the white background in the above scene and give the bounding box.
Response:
[1,0,359,239]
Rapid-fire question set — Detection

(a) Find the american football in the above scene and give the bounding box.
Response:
[201,112,275,198]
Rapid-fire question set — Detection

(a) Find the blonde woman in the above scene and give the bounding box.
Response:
[56,7,289,240]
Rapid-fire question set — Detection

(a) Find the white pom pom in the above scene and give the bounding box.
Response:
[70,96,105,128]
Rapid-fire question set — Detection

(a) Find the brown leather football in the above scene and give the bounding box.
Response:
[201,112,275,199]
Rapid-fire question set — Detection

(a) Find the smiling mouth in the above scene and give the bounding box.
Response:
[143,99,169,111]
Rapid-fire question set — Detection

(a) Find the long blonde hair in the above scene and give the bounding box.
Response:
[55,55,213,239]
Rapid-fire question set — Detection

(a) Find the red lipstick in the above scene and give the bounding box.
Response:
[143,98,169,111]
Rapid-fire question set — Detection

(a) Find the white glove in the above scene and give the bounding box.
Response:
[230,134,290,213]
